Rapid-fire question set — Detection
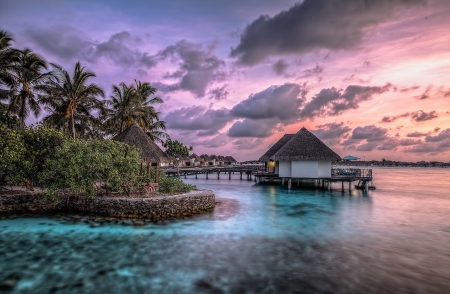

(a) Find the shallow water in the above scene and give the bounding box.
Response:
[1,167,450,293]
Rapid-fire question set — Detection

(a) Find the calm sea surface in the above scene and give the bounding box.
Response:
[1,167,449,293]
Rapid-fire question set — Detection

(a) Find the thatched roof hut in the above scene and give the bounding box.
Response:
[189,153,202,161]
[113,124,170,163]
[200,154,211,161]
[225,156,237,163]
[270,127,341,161]
[259,134,295,161]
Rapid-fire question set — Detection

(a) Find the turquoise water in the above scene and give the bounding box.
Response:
[1,167,450,293]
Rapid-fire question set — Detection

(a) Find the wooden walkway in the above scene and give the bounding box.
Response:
[165,167,374,191]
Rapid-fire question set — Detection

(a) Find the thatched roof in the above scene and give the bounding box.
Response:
[217,155,227,161]
[189,153,202,161]
[113,124,170,163]
[209,155,218,160]
[225,156,237,162]
[200,154,211,161]
[259,134,295,161]
[270,127,341,161]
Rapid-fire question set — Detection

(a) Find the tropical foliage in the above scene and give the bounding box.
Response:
[103,80,168,143]
[0,29,193,196]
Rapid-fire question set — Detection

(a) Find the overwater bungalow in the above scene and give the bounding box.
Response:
[262,127,341,179]
[113,124,171,183]
[201,154,214,166]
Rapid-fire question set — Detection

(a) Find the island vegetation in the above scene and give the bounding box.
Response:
[0,29,194,196]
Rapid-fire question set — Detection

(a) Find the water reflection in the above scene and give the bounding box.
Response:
[0,168,449,293]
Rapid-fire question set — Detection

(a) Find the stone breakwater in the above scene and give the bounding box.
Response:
[0,189,215,219]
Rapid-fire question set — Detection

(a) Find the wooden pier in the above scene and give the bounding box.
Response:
[164,167,374,192]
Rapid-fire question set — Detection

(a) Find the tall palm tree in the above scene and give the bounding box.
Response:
[40,62,105,139]
[103,82,137,133]
[0,30,17,101]
[6,48,50,126]
[103,80,169,142]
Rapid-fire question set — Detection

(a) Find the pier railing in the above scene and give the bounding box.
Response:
[331,168,372,178]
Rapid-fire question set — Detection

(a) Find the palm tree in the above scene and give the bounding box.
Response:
[0,30,17,101]
[103,82,137,134]
[6,48,50,126]
[40,62,105,139]
[103,80,169,142]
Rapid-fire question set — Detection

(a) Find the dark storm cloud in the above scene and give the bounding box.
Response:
[24,27,157,68]
[208,85,229,101]
[153,40,228,97]
[272,59,289,75]
[351,125,388,141]
[230,0,424,65]
[353,141,380,152]
[311,122,351,146]
[194,133,229,148]
[164,106,231,136]
[300,84,391,119]
[380,110,439,123]
[425,128,450,142]
[230,83,307,122]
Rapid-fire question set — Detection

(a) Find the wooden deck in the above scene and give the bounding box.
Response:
[165,167,374,191]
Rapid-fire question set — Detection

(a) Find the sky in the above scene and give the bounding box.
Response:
[1,0,450,161]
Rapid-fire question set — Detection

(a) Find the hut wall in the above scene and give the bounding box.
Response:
[291,161,318,178]
[318,161,331,178]
[279,161,291,177]
[275,161,280,174]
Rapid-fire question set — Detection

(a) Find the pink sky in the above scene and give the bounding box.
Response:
[1,0,449,161]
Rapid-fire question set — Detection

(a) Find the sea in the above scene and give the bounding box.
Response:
[0,166,449,293]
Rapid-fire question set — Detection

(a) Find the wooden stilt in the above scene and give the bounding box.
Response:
[229,172,231,180]
[288,178,292,190]
[282,178,285,185]
[206,172,208,179]
[296,179,299,186]
[349,181,352,191]
[327,180,331,191]
[342,181,344,191]
[240,172,243,180]
[195,172,198,179]
[365,181,369,192]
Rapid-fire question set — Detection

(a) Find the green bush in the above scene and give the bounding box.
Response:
[140,167,195,194]
[0,123,25,184]
[38,139,141,196]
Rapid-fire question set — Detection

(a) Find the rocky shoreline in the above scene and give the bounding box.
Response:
[0,189,216,220]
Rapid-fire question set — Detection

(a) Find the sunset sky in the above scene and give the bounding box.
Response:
[2,0,449,161]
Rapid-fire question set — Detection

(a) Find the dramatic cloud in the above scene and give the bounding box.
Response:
[193,133,229,148]
[300,84,391,119]
[300,64,324,81]
[228,119,283,138]
[399,138,422,146]
[208,85,229,100]
[24,27,157,68]
[272,59,289,75]
[377,138,399,151]
[411,110,439,122]
[230,0,424,65]
[230,83,307,121]
[154,40,228,97]
[231,138,265,150]
[311,122,351,146]
[415,84,433,99]
[425,128,450,142]
[164,106,232,136]
[380,110,439,123]
[352,125,388,142]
